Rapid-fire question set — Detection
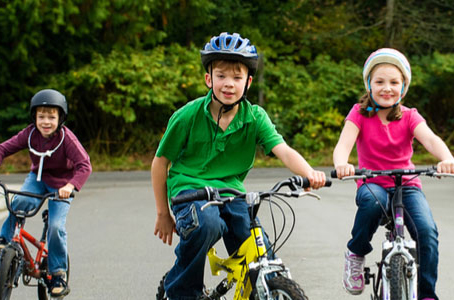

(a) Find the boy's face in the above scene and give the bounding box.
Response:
[205,61,252,106]
[35,107,59,138]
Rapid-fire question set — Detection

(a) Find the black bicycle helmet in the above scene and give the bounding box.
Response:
[30,89,68,124]
[200,32,259,74]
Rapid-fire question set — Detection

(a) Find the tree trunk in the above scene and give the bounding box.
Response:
[385,0,395,47]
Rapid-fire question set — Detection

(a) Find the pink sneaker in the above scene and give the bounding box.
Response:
[343,250,365,295]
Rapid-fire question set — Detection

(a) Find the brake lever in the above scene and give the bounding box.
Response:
[201,201,223,211]
[294,191,321,200]
[341,175,368,181]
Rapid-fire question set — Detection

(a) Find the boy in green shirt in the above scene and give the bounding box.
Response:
[151,32,326,299]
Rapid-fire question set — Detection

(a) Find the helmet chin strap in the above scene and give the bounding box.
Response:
[366,76,405,112]
[28,127,65,181]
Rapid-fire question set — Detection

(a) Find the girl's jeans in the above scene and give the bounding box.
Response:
[348,183,439,300]
[0,172,72,274]
[164,190,266,300]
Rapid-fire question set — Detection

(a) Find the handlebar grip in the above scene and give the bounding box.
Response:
[331,168,366,178]
[171,189,208,206]
[293,176,332,188]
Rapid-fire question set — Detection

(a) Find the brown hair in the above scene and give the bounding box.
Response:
[358,93,402,121]
[36,106,59,114]
[208,60,248,74]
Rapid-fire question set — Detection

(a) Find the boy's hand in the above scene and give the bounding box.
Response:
[58,183,75,199]
[155,213,177,246]
[335,164,355,179]
[437,159,454,174]
[307,170,326,190]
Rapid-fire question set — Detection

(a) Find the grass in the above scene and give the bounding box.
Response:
[0,147,441,175]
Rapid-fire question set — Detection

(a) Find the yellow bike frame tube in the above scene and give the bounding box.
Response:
[207,226,268,300]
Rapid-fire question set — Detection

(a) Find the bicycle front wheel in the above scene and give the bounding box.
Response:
[266,276,308,300]
[0,247,19,300]
[389,254,409,300]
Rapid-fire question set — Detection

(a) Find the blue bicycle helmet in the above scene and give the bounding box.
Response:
[201,32,259,74]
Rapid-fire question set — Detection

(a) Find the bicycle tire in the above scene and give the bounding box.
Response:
[0,247,19,300]
[389,254,409,300]
[37,254,71,300]
[266,276,308,300]
[156,272,168,300]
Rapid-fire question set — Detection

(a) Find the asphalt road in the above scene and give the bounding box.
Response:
[1,168,453,299]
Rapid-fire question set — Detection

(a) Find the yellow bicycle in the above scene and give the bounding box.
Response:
[156,175,331,300]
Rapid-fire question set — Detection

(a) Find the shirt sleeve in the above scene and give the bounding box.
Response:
[407,107,426,133]
[0,126,30,165]
[255,106,285,155]
[64,128,92,191]
[345,104,362,130]
[156,108,190,162]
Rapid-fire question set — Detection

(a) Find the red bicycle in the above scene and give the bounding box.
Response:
[0,180,73,300]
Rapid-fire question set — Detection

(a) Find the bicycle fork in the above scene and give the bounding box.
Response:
[380,237,418,300]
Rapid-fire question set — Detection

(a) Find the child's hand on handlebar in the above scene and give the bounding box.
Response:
[437,159,454,174]
[58,183,75,199]
[335,164,355,179]
[306,170,326,190]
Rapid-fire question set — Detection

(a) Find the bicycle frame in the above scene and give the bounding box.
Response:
[207,222,290,300]
[376,177,418,300]
[161,175,329,300]
[332,167,453,300]
[10,219,49,282]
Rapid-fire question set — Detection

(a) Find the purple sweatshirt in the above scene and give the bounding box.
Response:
[0,124,92,190]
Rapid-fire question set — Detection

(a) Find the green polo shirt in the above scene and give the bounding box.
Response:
[156,90,285,201]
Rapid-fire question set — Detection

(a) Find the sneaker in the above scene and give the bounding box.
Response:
[50,272,70,297]
[343,250,365,295]
[421,298,435,300]
[0,237,7,250]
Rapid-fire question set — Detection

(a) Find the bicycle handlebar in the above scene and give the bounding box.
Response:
[0,181,75,218]
[171,175,332,206]
[331,167,454,181]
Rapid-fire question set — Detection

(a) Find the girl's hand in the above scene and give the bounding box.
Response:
[437,159,454,174]
[58,183,75,199]
[335,164,355,179]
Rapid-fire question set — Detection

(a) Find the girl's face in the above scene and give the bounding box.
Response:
[369,64,404,108]
[36,107,59,138]
[205,62,252,106]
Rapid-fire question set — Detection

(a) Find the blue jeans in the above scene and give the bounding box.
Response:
[165,190,265,300]
[0,172,72,274]
[348,183,439,300]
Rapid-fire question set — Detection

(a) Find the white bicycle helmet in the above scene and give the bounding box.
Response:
[363,48,411,97]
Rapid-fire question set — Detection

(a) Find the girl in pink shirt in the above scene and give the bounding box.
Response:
[333,48,454,300]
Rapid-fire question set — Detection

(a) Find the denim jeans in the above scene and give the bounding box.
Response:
[0,172,72,274]
[164,190,263,300]
[348,183,439,300]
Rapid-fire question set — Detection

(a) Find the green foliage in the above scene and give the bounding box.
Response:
[263,55,362,157]
[1,0,454,160]
[48,43,206,154]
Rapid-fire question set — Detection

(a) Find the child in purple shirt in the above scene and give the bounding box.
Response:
[0,89,92,297]
[333,48,454,300]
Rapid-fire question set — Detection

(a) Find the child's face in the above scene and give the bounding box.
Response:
[205,62,252,106]
[35,107,59,138]
[370,64,404,108]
